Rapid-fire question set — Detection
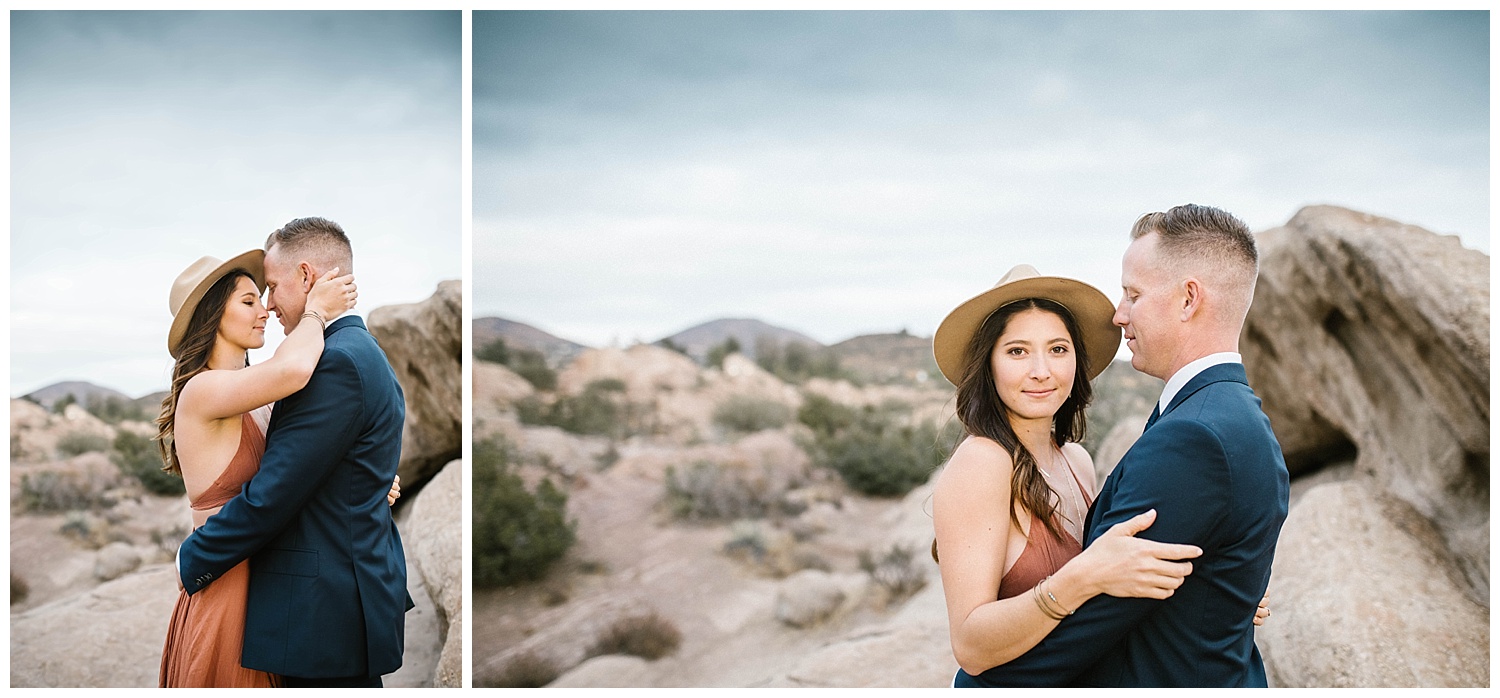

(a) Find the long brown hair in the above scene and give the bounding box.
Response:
[155,270,253,477]
[953,298,1094,542]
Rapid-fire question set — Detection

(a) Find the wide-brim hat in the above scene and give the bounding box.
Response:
[933,264,1120,386]
[168,250,266,359]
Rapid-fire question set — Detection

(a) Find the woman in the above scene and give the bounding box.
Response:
[155,250,397,687]
[930,265,1266,686]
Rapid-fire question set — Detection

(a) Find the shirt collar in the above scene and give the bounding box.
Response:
[1158,352,1242,414]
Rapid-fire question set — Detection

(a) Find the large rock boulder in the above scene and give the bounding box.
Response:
[1259,481,1487,687]
[774,569,861,628]
[369,279,461,493]
[10,564,177,687]
[550,654,655,688]
[1241,205,1488,599]
[398,458,463,687]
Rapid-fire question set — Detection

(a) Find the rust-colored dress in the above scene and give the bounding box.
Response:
[159,413,282,688]
[997,464,1096,600]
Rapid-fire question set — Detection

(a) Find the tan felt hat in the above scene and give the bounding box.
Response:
[932,264,1120,386]
[167,250,266,359]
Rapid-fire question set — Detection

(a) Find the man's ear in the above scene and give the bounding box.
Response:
[1181,277,1205,321]
[298,261,317,293]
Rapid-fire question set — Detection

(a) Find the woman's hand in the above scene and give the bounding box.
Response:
[387,475,401,507]
[1253,592,1270,626]
[1066,509,1202,600]
[306,267,357,321]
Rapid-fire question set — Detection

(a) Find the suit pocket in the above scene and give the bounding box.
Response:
[257,547,319,578]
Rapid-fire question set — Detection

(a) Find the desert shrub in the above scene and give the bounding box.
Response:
[472,436,575,588]
[56,430,111,457]
[482,650,561,688]
[721,519,828,577]
[51,393,78,414]
[517,380,630,437]
[112,430,185,496]
[796,392,858,437]
[11,573,29,605]
[755,337,846,384]
[860,543,928,602]
[59,511,122,548]
[476,337,512,365]
[664,459,793,521]
[712,394,792,433]
[655,337,689,356]
[21,471,109,512]
[805,406,944,497]
[586,612,683,661]
[706,336,742,369]
[85,395,147,424]
[478,337,558,391]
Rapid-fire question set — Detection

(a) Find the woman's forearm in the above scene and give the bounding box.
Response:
[262,315,325,391]
[952,562,1101,673]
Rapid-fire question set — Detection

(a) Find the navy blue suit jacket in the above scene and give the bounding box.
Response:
[178,316,412,679]
[957,362,1289,687]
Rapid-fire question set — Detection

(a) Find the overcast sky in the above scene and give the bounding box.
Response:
[11,11,461,397]
[473,10,1489,352]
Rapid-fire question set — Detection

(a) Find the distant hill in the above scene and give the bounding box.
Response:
[473,317,589,368]
[829,331,941,385]
[659,318,822,362]
[22,381,137,410]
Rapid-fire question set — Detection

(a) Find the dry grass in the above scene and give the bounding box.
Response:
[586,611,683,661]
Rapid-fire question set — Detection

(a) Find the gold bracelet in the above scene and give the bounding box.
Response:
[1033,578,1067,620]
[301,310,326,331]
[1044,576,1075,617]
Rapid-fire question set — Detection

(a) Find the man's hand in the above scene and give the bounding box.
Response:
[1253,593,1270,626]
[387,475,401,507]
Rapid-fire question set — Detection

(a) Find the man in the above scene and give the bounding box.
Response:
[961,204,1289,686]
[177,217,412,687]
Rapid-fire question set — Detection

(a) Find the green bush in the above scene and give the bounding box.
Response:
[85,395,147,424]
[586,612,683,661]
[712,394,792,433]
[472,437,575,588]
[516,380,630,438]
[754,337,846,384]
[796,392,858,437]
[806,406,945,497]
[112,430,184,496]
[706,336,742,369]
[55,430,110,457]
[477,337,558,391]
[476,337,512,365]
[51,393,78,414]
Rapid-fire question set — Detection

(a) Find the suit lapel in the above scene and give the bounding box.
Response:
[1084,362,1249,544]
[1159,362,1249,421]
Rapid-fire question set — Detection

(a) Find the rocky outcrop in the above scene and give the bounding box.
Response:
[10,564,177,687]
[1258,481,1487,687]
[1241,206,1488,601]
[772,580,953,687]
[398,458,463,687]
[369,279,461,493]
[551,654,655,687]
[1242,206,1488,687]
[1092,412,1148,484]
[774,570,862,628]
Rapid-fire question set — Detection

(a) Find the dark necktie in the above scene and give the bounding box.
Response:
[1144,403,1161,432]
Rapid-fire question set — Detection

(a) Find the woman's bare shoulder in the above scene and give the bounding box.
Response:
[937,435,1015,489]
